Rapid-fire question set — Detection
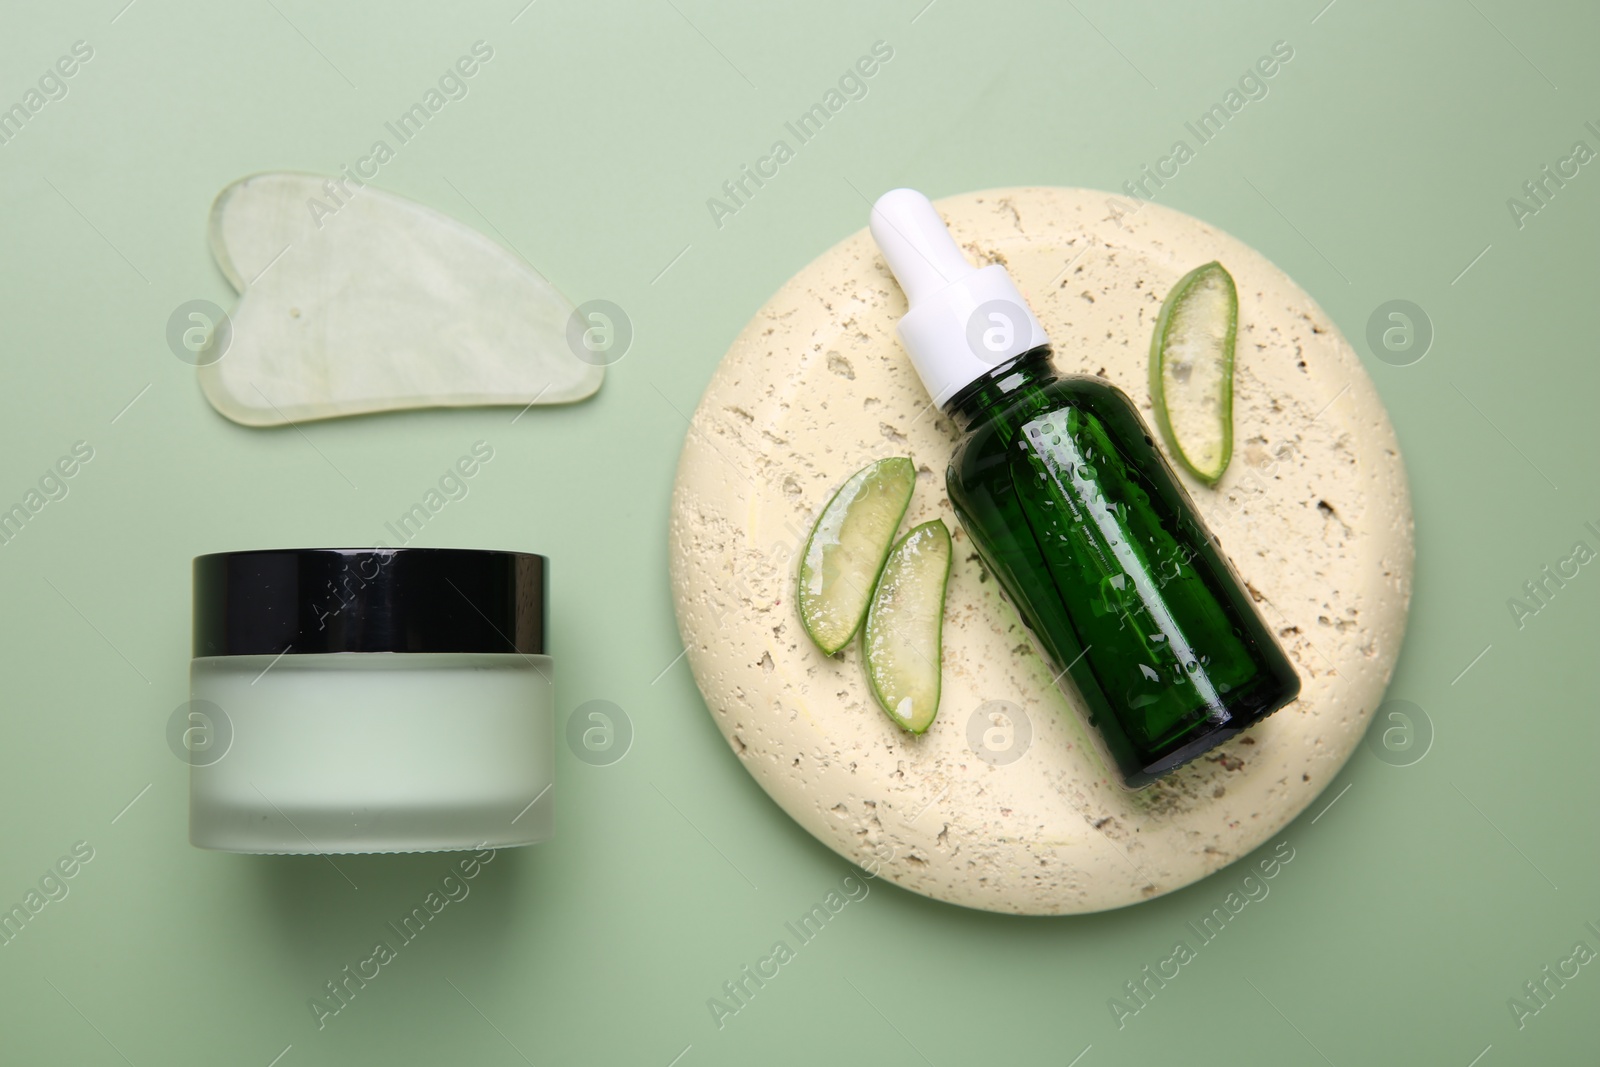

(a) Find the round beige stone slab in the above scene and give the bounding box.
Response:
[667,187,1413,915]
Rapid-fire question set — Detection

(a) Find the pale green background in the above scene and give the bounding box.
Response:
[1,1,1595,1064]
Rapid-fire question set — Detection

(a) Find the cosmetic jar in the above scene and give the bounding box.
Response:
[189,548,552,854]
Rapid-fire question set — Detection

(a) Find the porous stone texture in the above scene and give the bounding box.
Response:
[667,188,1413,915]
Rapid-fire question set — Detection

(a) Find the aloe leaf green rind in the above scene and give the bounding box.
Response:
[797,457,917,655]
[862,519,952,735]
[1150,260,1238,485]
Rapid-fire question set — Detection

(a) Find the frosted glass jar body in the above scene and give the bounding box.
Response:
[189,653,553,854]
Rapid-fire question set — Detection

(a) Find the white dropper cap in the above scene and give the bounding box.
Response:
[870,188,1049,407]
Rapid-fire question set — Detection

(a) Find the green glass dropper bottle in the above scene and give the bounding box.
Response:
[870,189,1299,788]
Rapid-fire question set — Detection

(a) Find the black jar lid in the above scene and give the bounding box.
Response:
[193,548,546,657]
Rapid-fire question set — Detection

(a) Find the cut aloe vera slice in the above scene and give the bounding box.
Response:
[797,457,917,655]
[1150,260,1238,485]
[862,520,952,734]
